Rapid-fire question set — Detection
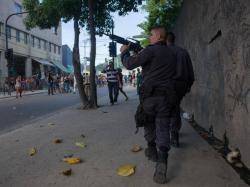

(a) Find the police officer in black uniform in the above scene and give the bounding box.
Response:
[120,26,177,184]
[167,32,195,147]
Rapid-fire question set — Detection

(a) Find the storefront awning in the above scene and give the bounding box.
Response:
[32,58,54,66]
[51,61,71,73]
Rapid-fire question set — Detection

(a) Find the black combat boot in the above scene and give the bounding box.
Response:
[153,151,168,184]
[171,131,180,148]
[144,146,158,162]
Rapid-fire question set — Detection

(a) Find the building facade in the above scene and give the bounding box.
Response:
[62,44,73,71]
[0,0,63,84]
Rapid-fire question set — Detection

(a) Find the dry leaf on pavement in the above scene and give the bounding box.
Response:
[61,169,72,176]
[48,123,55,126]
[80,134,86,138]
[75,142,86,148]
[131,145,142,152]
[117,164,136,176]
[53,139,62,144]
[63,157,82,164]
[29,147,37,156]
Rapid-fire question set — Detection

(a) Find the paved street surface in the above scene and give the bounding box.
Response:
[0,88,247,187]
[0,87,108,135]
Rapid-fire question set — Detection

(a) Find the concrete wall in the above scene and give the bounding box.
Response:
[173,0,250,166]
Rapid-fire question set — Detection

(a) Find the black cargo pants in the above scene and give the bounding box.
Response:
[108,82,118,104]
[171,81,189,133]
[143,90,177,152]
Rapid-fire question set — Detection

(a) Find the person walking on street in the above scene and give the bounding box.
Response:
[167,32,195,147]
[15,76,22,98]
[136,68,142,95]
[120,26,178,184]
[83,73,91,99]
[48,72,54,95]
[102,62,119,105]
[117,68,129,101]
[73,75,77,94]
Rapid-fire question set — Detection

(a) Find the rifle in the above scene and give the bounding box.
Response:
[105,33,143,52]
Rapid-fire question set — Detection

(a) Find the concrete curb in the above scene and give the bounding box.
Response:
[0,90,47,100]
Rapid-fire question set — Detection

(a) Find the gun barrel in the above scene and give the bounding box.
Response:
[109,34,143,51]
[109,35,130,45]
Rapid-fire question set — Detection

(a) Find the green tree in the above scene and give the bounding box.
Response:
[23,0,142,109]
[138,0,183,46]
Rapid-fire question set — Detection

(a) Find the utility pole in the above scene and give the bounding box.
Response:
[5,11,28,77]
[111,20,114,65]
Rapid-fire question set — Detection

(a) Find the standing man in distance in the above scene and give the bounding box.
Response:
[120,26,177,184]
[47,72,54,95]
[102,61,119,105]
[136,68,142,95]
[117,68,129,101]
[167,32,195,147]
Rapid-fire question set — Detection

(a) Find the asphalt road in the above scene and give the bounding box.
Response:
[0,87,108,135]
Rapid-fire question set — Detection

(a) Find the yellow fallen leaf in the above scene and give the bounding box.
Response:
[117,164,136,176]
[75,142,86,148]
[131,145,142,152]
[48,123,55,126]
[29,148,37,156]
[63,157,81,164]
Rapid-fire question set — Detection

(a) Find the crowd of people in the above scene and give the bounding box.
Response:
[1,75,43,97]
[0,73,76,98]
[0,68,140,99]
[46,73,75,96]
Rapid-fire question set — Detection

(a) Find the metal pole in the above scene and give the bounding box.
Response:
[111,20,114,65]
[5,11,28,77]
[5,11,28,51]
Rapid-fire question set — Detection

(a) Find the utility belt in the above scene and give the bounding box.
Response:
[140,83,175,100]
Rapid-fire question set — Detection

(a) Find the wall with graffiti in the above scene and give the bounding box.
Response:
[174,0,250,166]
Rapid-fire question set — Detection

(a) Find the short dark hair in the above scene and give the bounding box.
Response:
[167,32,175,43]
[149,25,167,40]
[149,25,166,31]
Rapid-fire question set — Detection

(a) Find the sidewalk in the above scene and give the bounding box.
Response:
[0,89,247,187]
[0,90,47,99]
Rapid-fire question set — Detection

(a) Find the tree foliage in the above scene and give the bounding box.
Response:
[138,0,183,46]
[23,0,142,35]
[22,0,142,108]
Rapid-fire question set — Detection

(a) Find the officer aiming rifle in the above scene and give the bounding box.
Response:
[105,33,143,52]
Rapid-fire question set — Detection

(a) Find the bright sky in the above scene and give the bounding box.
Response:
[62,9,147,65]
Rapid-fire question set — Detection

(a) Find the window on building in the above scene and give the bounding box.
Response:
[24,33,28,44]
[43,40,47,50]
[6,26,11,39]
[54,44,56,53]
[38,39,41,49]
[58,46,61,55]
[31,35,35,47]
[49,43,52,52]
[14,2,22,14]
[0,23,3,36]
[16,30,20,42]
